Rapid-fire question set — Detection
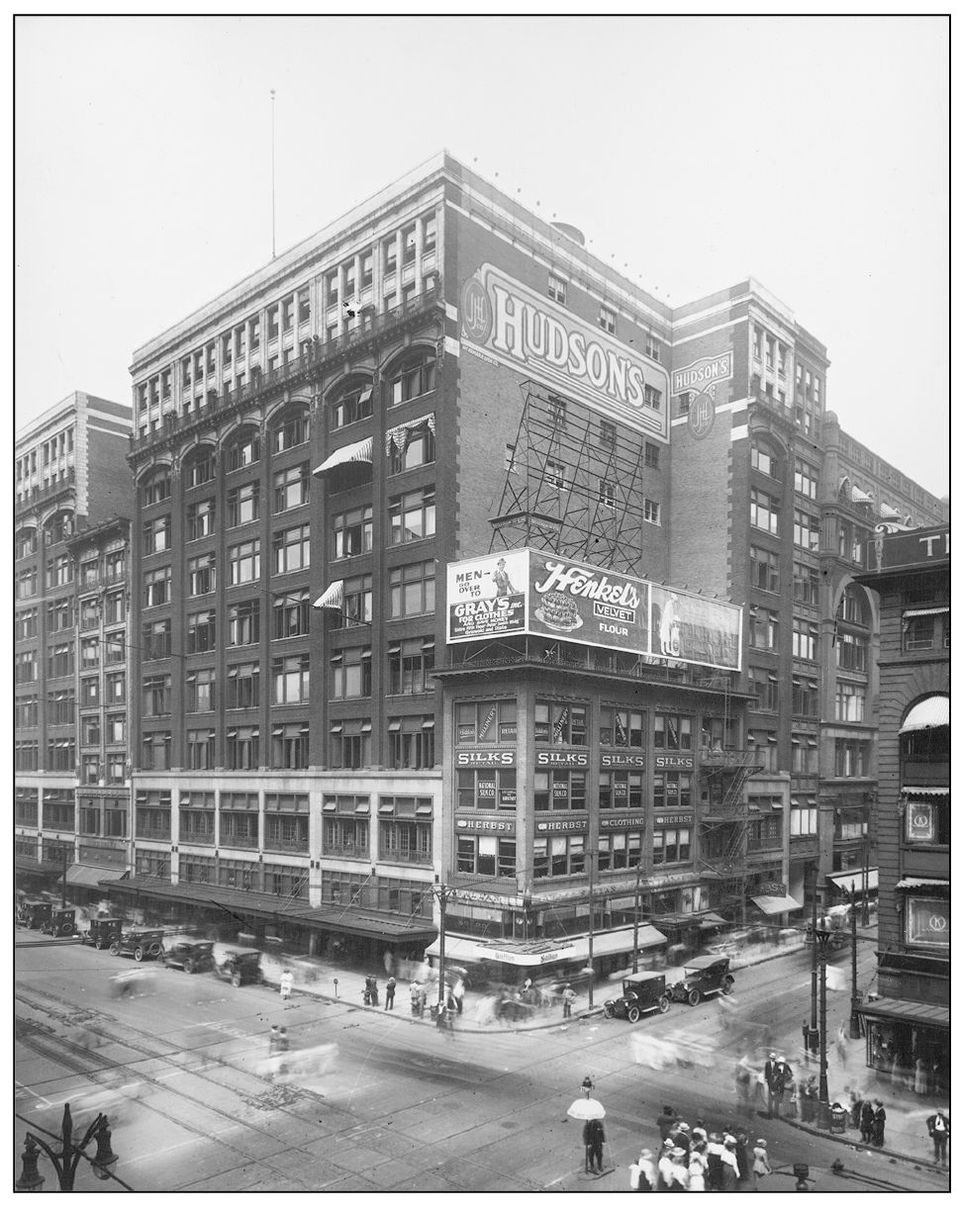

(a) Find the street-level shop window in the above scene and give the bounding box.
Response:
[533,834,586,878]
[653,713,692,751]
[457,835,515,877]
[598,831,642,871]
[457,767,517,811]
[651,828,690,866]
[904,896,949,948]
[534,769,587,812]
[653,772,692,809]
[455,699,517,744]
[598,772,643,812]
[381,820,432,866]
[180,853,215,884]
[599,705,643,747]
[219,858,260,891]
[388,716,435,769]
[535,700,588,745]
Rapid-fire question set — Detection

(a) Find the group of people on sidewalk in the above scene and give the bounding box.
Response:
[627,1105,772,1192]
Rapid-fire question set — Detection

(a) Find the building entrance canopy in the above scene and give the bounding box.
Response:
[899,695,949,733]
[826,867,878,894]
[66,863,127,890]
[859,996,950,1030]
[750,894,803,916]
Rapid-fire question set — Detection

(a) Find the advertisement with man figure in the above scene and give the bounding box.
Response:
[447,551,529,640]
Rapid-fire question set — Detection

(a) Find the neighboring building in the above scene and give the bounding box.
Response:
[112,151,945,963]
[854,525,949,1093]
[14,392,133,897]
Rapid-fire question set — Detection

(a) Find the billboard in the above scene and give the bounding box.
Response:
[459,263,670,441]
[446,549,742,671]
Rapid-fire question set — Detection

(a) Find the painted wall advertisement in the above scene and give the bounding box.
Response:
[460,263,670,441]
[446,549,742,672]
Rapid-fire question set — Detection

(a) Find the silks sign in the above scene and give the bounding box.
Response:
[460,264,670,440]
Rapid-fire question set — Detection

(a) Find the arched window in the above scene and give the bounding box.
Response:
[389,349,436,406]
[140,467,172,506]
[328,377,374,430]
[225,428,261,472]
[183,446,217,489]
[271,406,310,454]
[750,436,782,480]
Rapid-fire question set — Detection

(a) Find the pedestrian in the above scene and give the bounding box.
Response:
[719,1135,740,1192]
[630,1148,657,1192]
[915,1056,930,1095]
[583,1117,605,1174]
[926,1111,949,1165]
[734,1132,751,1189]
[453,976,465,1015]
[657,1141,675,1191]
[705,1133,724,1191]
[836,1022,848,1068]
[802,1019,811,1060]
[369,977,379,1006]
[860,1099,875,1144]
[656,1105,677,1141]
[673,1121,691,1160]
[752,1138,771,1188]
[849,1090,863,1130]
[670,1149,689,1191]
[279,969,293,1001]
[277,1026,289,1051]
[562,983,576,1019]
[687,1149,706,1192]
[872,1100,886,1147]
[763,1052,777,1116]
[268,1025,280,1055]
[385,974,397,1009]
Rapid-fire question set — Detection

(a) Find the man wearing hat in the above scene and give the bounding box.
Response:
[927,1110,949,1165]
[871,1099,886,1147]
[764,1051,777,1116]
[673,1121,691,1159]
[670,1148,689,1191]
[770,1055,792,1118]
[705,1133,724,1191]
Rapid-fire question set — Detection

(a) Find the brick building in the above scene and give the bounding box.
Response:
[854,525,949,1092]
[106,151,945,964]
[14,392,133,896]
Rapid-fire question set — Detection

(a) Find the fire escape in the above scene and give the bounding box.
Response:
[489,380,645,575]
[698,753,763,923]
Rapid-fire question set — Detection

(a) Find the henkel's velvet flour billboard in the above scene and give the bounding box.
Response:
[446,549,742,672]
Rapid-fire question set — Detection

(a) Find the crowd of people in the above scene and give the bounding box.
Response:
[628,1105,772,1191]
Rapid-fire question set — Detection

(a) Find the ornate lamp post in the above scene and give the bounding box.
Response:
[15,1104,118,1192]
[812,927,833,1129]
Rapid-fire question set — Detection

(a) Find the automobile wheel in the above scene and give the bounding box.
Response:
[109,942,120,957]
[722,976,734,995]
[231,974,241,988]
[658,996,670,1014]
[688,988,701,1007]
[184,959,194,974]
[603,1005,613,1019]
[134,946,145,962]
[627,1005,641,1024]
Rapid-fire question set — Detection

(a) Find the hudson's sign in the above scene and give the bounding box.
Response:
[460,264,669,440]
[671,353,733,396]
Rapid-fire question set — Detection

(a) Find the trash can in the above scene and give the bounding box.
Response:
[830,1104,848,1134]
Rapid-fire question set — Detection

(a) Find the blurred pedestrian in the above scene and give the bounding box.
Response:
[764,1052,777,1115]
[280,969,293,1000]
[719,1135,739,1191]
[385,974,396,1009]
[268,1025,280,1055]
[687,1149,706,1191]
[752,1138,771,1188]
[670,1149,689,1191]
[705,1133,724,1190]
[872,1100,886,1147]
[734,1132,751,1189]
[860,1099,875,1143]
[562,983,576,1019]
[915,1056,930,1095]
[836,1022,848,1068]
[583,1118,605,1173]
[927,1111,949,1165]
[656,1105,677,1141]
[453,976,465,1015]
[802,1019,811,1060]
[630,1148,657,1191]
[657,1142,675,1191]
[850,1090,863,1130]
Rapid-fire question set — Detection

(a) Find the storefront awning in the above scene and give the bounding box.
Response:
[895,877,949,891]
[699,912,728,928]
[826,867,878,894]
[901,786,949,796]
[425,925,667,968]
[15,856,64,876]
[859,997,950,1030]
[66,863,126,889]
[751,894,803,916]
[901,607,949,619]
[313,436,373,474]
[880,502,902,520]
[899,695,949,733]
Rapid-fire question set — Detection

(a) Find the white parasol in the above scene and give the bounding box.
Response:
[566,1098,606,1120]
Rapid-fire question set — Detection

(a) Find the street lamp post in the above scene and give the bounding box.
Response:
[432,877,449,1019]
[15,1104,119,1192]
[813,927,833,1129]
[632,865,641,974]
[587,849,595,1010]
[845,890,861,1040]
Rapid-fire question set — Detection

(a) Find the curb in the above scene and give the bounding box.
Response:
[783,1114,943,1174]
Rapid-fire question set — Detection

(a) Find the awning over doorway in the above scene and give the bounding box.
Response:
[826,867,878,894]
[751,894,803,916]
[313,436,373,474]
[858,997,949,1030]
[66,863,125,889]
[899,695,949,733]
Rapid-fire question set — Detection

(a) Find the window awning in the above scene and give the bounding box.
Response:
[880,502,901,519]
[895,877,949,891]
[902,786,949,796]
[66,863,127,889]
[858,996,949,1030]
[826,867,878,893]
[751,894,803,916]
[385,412,435,454]
[902,607,949,619]
[851,486,873,503]
[899,696,949,733]
[313,436,373,474]
[314,580,344,610]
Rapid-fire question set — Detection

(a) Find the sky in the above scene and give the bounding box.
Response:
[14,14,949,496]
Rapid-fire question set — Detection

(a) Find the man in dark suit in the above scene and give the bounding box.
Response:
[927,1111,949,1165]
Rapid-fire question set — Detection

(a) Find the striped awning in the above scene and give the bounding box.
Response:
[902,786,949,796]
[880,502,902,519]
[895,877,949,890]
[899,695,949,733]
[751,894,803,916]
[314,580,344,610]
[902,607,949,619]
[385,412,435,455]
[313,436,373,474]
[826,867,878,893]
[851,486,873,503]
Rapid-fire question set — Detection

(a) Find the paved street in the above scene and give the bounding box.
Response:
[14,934,949,1193]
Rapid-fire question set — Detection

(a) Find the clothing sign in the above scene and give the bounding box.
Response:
[447,550,528,641]
[600,752,645,768]
[654,814,693,827]
[460,263,669,440]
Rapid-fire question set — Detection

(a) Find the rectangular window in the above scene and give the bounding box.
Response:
[792,620,819,662]
[227,598,260,646]
[793,562,820,607]
[227,660,260,709]
[651,828,691,866]
[598,772,644,813]
[142,618,172,661]
[141,732,172,771]
[342,573,373,627]
[547,273,566,304]
[653,713,693,750]
[599,705,644,747]
[185,729,216,770]
[751,445,779,478]
[331,645,372,698]
[273,410,310,453]
[644,443,660,470]
[187,552,216,596]
[185,667,216,713]
[322,817,369,859]
[143,515,171,554]
[388,716,436,769]
[455,699,517,744]
[329,718,371,769]
[387,637,434,695]
[791,735,819,774]
[653,772,693,808]
[273,590,311,639]
[389,560,436,618]
[388,422,435,475]
[226,726,260,769]
[834,740,868,778]
[389,486,436,545]
[272,722,309,769]
[186,609,216,653]
[106,672,125,704]
[644,498,661,525]
[790,806,818,836]
[333,504,373,558]
[646,334,661,361]
[142,673,171,716]
[792,675,819,717]
[599,305,616,334]
[750,488,780,534]
[535,699,589,745]
[902,616,935,653]
[273,524,310,575]
[750,545,781,593]
[272,653,310,704]
[643,384,662,412]
[749,607,779,650]
[793,507,820,551]
[186,499,215,540]
[835,681,865,722]
[457,766,517,812]
[794,458,819,499]
[273,463,310,512]
[457,834,514,876]
[46,554,73,588]
[331,383,374,429]
[228,539,260,584]
[226,481,260,527]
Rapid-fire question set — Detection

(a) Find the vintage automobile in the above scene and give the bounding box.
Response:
[603,972,671,1022]
[667,955,734,1006]
[83,916,125,950]
[41,907,79,938]
[212,946,262,987]
[17,899,54,930]
[108,926,165,962]
[160,937,216,974]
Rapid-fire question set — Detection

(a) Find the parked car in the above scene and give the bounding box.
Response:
[83,916,125,950]
[213,946,262,987]
[41,907,79,938]
[161,937,216,973]
[17,900,54,930]
[603,972,671,1022]
[667,956,734,1006]
[108,927,165,962]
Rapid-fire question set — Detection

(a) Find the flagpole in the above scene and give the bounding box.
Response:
[270,89,276,259]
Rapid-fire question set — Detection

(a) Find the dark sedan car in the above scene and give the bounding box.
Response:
[603,972,671,1022]
[667,956,734,1006]
[161,937,216,973]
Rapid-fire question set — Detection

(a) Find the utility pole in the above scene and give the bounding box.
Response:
[809,866,819,1055]
[270,89,277,260]
[587,849,595,1009]
[433,877,448,1013]
[814,924,832,1128]
[847,889,861,1039]
[632,865,641,974]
